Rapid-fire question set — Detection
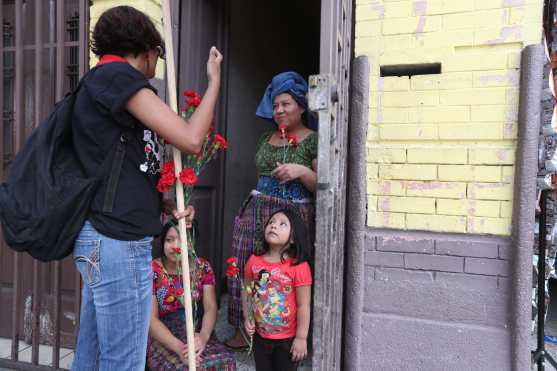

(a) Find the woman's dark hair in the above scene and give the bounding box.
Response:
[256,208,312,265]
[152,219,199,259]
[91,6,163,57]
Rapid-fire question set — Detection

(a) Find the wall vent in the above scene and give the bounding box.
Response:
[380,63,441,77]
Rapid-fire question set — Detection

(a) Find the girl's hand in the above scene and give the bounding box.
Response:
[194,333,208,362]
[182,333,207,367]
[172,205,195,228]
[290,337,308,362]
[206,47,223,84]
[272,162,308,184]
[175,341,189,365]
[244,319,255,336]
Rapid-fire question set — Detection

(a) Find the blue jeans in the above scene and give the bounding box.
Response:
[71,221,153,371]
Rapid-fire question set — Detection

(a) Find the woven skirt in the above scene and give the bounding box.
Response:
[227,191,315,327]
[147,312,236,371]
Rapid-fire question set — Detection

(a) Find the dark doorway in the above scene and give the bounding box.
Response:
[220,0,321,288]
[175,1,321,293]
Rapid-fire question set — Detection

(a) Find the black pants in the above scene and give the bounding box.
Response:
[253,333,298,371]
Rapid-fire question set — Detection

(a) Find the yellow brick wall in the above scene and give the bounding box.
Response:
[89,0,164,79]
[356,0,543,235]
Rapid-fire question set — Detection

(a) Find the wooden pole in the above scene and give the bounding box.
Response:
[162,2,197,370]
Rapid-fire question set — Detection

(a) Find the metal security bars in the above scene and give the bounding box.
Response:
[0,1,88,370]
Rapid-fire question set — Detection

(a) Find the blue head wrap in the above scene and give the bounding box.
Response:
[256,71,317,130]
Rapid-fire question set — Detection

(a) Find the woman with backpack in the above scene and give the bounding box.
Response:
[70,6,222,371]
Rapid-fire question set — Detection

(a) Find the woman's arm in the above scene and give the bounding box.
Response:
[199,285,217,343]
[126,47,222,153]
[148,296,186,356]
[299,159,318,192]
[271,158,318,193]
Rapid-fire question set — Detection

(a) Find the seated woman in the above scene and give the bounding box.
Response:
[148,220,236,370]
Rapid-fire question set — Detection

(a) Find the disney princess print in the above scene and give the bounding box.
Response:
[253,268,293,335]
[139,129,162,175]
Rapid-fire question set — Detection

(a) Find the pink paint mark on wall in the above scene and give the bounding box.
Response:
[467,200,477,217]
[486,26,522,45]
[479,74,507,84]
[503,122,515,137]
[379,181,392,195]
[413,1,427,36]
[406,181,453,191]
[467,217,474,232]
[379,197,390,212]
[503,0,525,6]
[473,182,506,189]
[478,71,519,86]
[413,0,427,16]
[496,150,507,161]
[383,213,391,226]
[370,3,385,18]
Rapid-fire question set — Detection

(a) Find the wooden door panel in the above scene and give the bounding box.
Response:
[312,0,353,370]
[177,0,226,285]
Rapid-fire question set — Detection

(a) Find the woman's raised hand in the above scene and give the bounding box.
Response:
[207,46,223,84]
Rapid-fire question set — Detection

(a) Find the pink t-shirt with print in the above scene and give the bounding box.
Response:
[244,254,312,339]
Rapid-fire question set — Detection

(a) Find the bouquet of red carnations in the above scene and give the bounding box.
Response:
[156,89,228,206]
[156,90,228,323]
[226,256,256,354]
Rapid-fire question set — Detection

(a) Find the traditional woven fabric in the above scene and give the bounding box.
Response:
[227,192,314,327]
[255,131,318,177]
[147,312,236,371]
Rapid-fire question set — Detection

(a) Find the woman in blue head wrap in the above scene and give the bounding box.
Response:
[225,72,317,359]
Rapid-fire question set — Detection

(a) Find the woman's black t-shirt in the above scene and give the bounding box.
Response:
[72,61,163,240]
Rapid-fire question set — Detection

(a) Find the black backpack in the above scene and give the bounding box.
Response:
[0,78,131,262]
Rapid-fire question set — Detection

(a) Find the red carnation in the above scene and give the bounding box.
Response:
[278,123,287,139]
[179,167,198,186]
[184,90,197,97]
[286,133,298,147]
[226,265,240,278]
[175,288,184,297]
[161,160,175,176]
[213,134,228,149]
[186,96,201,107]
[226,256,238,265]
[173,247,182,255]
[156,171,177,193]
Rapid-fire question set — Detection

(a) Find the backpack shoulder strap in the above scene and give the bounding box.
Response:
[102,127,135,213]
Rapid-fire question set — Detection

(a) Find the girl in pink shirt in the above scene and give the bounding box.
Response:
[242,209,312,371]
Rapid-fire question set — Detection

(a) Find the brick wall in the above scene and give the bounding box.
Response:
[89,0,164,79]
[361,228,512,370]
[356,0,543,236]
[367,231,510,287]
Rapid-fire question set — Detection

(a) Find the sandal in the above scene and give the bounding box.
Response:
[224,341,249,351]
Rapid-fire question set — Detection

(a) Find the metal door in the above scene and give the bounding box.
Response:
[310,0,353,370]
[0,1,88,369]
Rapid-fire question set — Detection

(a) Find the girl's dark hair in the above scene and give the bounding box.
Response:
[256,209,312,265]
[152,219,199,259]
[91,6,163,57]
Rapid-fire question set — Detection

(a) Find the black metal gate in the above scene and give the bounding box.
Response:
[0,1,89,370]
